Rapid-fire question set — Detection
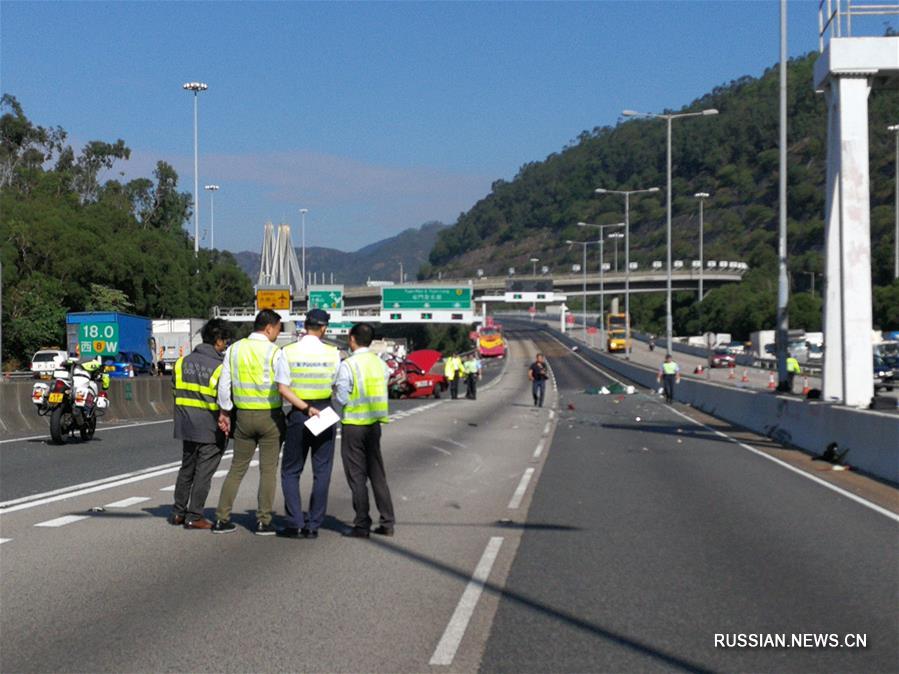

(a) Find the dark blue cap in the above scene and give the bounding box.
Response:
[305,308,331,326]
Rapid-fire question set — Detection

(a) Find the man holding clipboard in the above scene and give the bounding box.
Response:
[276,309,341,539]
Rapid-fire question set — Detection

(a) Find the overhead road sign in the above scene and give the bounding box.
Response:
[503,278,558,303]
[308,285,344,311]
[78,322,119,357]
[382,286,472,311]
[380,310,474,324]
[325,320,355,336]
[256,286,291,311]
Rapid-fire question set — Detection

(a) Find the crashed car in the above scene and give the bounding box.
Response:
[385,349,448,399]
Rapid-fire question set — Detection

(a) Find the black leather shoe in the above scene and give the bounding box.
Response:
[300,528,318,539]
[372,526,394,537]
[342,527,370,538]
[276,527,300,538]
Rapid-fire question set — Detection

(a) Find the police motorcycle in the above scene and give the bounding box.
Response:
[31,357,110,444]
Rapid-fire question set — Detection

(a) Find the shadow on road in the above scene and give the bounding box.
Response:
[368,536,714,673]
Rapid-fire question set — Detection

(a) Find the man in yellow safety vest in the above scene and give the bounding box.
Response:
[336,322,395,538]
[786,353,801,393]
[169,318,232,529]
[276,308,341,539]
[444,352,464,399]
[213,310,309,535]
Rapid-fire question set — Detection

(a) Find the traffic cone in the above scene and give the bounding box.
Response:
[767,372,776,390]
[802,377,810,395]
[728,367,736,380]
[741,369,749,383]
[694,364,704,375]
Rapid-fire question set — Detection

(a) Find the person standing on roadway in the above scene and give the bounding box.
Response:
[528,353,549,407]
[464,353,482,400]
[169,319,233,529]
[444,352,464,399]
[213,310,289,535]
[336,322,395,538]
[276,309,340,539]
[786,353,801,393]
[658,353,681,404]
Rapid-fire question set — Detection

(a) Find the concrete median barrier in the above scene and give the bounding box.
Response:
[546,326,899,485]
[1,377,174,438]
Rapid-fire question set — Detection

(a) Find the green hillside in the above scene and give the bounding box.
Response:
[424,53,899,338]
[0,95,253,370]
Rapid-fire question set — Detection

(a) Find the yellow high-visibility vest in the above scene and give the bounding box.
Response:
[342,351,389,426]
[229,338,281,410]
[173,356,222,411]
[282,340,339,401]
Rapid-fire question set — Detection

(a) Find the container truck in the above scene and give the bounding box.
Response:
[66,312,155,368]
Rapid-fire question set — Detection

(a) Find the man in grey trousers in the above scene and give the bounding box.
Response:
[169,319,233,529]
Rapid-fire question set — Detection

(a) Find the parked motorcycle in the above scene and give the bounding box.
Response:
[31,358,110,444]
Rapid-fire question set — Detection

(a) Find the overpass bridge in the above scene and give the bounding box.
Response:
[214,267,747,323]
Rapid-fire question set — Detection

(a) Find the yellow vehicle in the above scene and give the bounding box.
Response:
[606,313,629,352]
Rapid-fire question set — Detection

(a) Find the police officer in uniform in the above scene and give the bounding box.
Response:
[786,353,801,393]
[464,353,481,400]
[169,319,233,529]
[277,309,341,539]
[337,322,395,538]
[214,310,294,535]
[444,352,464,399]
[657,353,681,404]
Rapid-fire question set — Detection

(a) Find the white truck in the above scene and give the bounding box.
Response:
[152,319,206,374]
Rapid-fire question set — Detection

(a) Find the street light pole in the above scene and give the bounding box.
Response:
[529,257,539,316]
[595,186,660,359]
[694,192,710,301]
[622,107,718,354]
[566,240,599,342]
[890,124,899,279]
[608,232,624,271]
[204,184,219,251]
[578,221,625,350]
[182,82,208,258]
[299,208,308,291]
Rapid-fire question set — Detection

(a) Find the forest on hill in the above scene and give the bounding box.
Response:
[422,53,899,338]
[0,95,252,369]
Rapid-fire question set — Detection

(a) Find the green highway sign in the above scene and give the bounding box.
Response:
[307,285,344,310]
[381,286,472,311]
[324,320,354,335]
[78,322,120,356]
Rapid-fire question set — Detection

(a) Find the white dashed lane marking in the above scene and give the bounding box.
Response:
[213,470,229,478]
[0,538,12,544]
[159,485,176,492]
[533,441,545,459]
[507,468,535,509]
[35,515,90,528]
[104,496,151,508]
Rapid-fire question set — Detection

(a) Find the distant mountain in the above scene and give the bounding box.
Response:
[233,221,448,285]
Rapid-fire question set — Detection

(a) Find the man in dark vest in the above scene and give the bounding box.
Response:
[169,319,233,529]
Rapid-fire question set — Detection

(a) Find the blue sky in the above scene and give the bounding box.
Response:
[2,1,854,254]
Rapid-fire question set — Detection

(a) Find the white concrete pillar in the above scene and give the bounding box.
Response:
[822,74,874,407]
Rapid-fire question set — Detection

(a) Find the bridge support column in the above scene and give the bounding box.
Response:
[821,74,874,407]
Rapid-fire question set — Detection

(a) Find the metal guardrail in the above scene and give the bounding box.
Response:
[819,0,899,51]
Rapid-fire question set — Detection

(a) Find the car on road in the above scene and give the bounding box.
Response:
[30,350,67,379]
[873,355,894,392]
[100,351,155,378]
[710,347,736,368]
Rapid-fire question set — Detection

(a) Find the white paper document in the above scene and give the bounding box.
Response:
[304,406,340,436]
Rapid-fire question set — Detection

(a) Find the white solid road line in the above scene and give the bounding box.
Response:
[548,329,899,524]
[0,450,235,515]
[508,467,535,509]
[664,405,899,525]
[34,515,90,528]
[429,536,504,666]
[533,441,545,459]
[104,496,150,509]
[0,418,173,445]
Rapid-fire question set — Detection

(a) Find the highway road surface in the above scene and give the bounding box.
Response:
[1,327,897,673]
